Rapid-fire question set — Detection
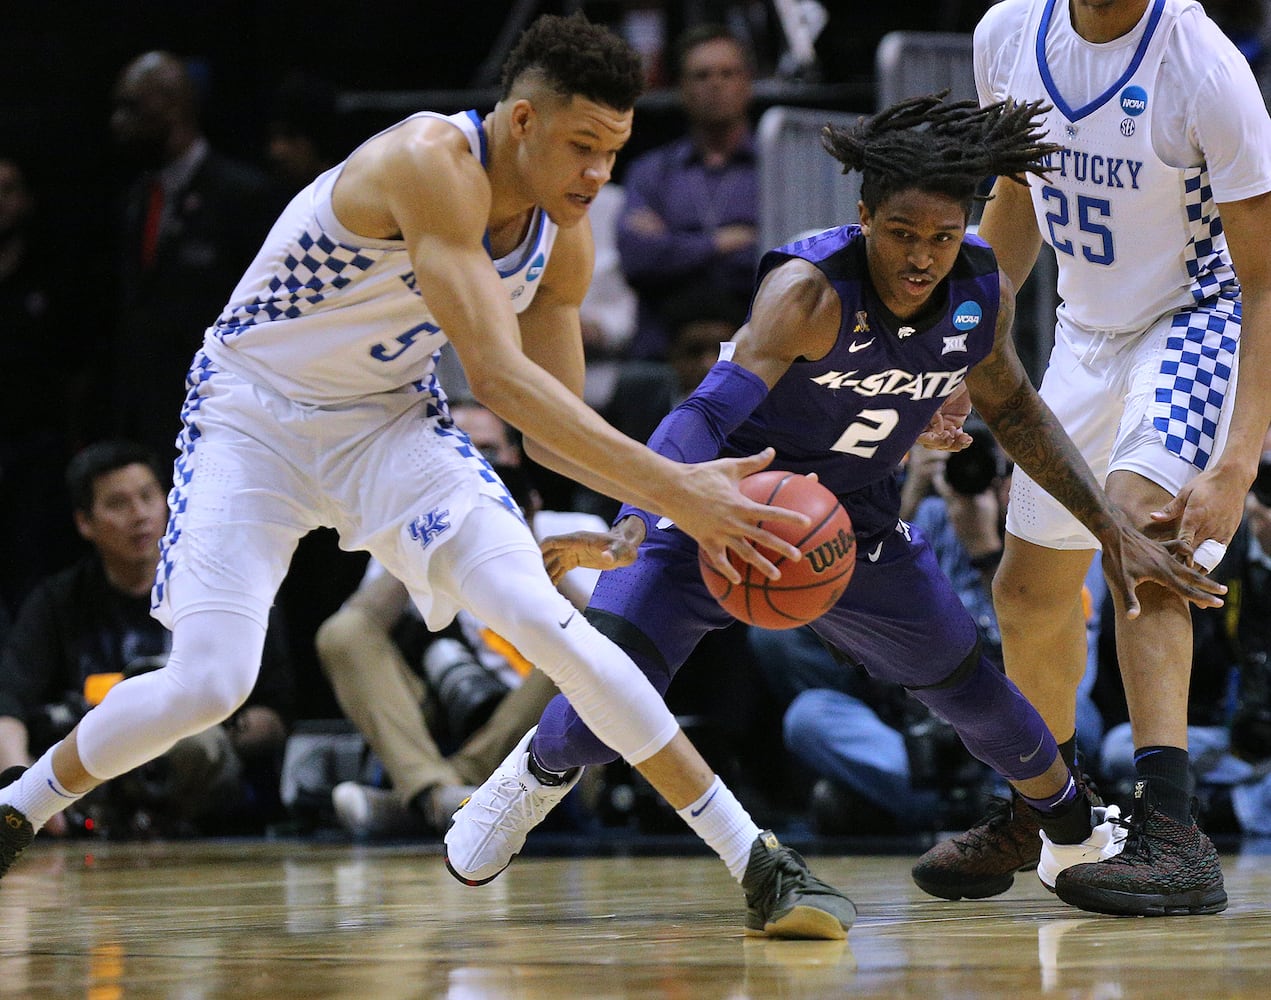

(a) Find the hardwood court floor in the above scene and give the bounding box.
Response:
[2,838,1269,999]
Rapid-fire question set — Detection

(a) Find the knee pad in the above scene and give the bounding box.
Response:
[908,649,1056,782]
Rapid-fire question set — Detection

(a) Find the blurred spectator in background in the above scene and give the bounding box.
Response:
[0,441,294,838]
[902,428,1104,764]
[264,71,345,191]
[617,23,758,360]
[1202,0,1271,105]
[578,182,638,360]
[108,51,281,463]
[0,153,87,614]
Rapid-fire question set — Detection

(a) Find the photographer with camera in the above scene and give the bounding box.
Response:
[1098,432,1271,836]
[0,440,294,838]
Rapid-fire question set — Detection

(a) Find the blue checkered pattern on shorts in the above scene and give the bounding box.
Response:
[433,420,525,525]
[154,352,219,607]
[1153,298,1240,470]
[212,228,380,340]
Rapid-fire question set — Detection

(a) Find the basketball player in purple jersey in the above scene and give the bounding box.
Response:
[445,95,1225,909]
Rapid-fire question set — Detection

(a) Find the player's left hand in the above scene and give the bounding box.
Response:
[1148,464,1248,570]
[917,383,974,452]
[541,518,643,586]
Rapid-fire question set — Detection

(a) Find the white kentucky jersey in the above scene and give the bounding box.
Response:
[200,109,559,405]
[976,0,1271,334]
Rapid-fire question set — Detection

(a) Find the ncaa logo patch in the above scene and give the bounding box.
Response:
[1120,85,1148,117]
[952,301,982,331]
[526,253,546,281]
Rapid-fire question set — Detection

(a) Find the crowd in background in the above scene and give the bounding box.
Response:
[3,0,1271,845]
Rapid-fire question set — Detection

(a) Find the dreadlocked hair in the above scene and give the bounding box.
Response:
[821,91,1060,215]
[501,12,644,111]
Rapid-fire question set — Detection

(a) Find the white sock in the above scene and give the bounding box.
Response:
[676,776,761,881]
[6,747,85,830]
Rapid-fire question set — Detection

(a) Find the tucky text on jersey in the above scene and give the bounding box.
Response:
[810,367,967,399]
[1041,149,1144,189]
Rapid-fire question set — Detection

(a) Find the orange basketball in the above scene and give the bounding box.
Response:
[699,470,856,629]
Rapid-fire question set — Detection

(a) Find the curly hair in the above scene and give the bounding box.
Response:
[821,92,1060,215]
[500,12,645,111]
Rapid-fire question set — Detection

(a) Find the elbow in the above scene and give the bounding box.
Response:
[464,366,518,415]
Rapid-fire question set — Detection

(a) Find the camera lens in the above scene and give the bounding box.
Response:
[423,638,508,741]
[944,433,1000,496]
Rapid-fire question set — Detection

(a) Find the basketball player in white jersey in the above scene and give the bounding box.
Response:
[0,13,857,938]
[915,0,1271,916]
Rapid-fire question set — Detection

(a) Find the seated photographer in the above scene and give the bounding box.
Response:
[1097,434,1271,835]
[316,399,606,838]
[752,624,992,836]
[0,440,294,838]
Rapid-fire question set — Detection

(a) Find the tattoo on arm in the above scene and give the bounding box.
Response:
[976,353,1115,535]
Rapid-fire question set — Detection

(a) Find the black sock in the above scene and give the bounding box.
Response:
[1133,745,1193,824]
[1036,791,1093,845]
[527,747,577,787]
[1057,734,1079,772]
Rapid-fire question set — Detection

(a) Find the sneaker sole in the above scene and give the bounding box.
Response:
[912,864,1033,901]
[761,904,850,941]
[443,853,510,887]
[1056,881,1228,916]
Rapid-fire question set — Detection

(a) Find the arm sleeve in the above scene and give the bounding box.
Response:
[616,359,770,535]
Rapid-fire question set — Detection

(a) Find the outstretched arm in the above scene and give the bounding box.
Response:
[360,118,805,583]
[965,271,1226,615]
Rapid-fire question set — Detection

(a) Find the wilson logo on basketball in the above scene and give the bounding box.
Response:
[807,529,855,574]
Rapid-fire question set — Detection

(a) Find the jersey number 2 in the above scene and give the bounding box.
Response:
[829,408,899,457]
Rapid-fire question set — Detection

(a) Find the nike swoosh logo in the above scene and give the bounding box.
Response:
[558,611,576,629]
[866,541,884,562]
[848,339,874,353]
[1018,737,1046,764]
[690,788,719,818]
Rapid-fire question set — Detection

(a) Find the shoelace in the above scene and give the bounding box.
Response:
[954,798,1022,853]
[1107,805,1172,862]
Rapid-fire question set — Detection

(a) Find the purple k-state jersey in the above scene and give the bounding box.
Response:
[726,224,1000,539]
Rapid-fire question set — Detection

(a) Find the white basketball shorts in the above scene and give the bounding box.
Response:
[1006,298,1240,550]
[152,352,531,630]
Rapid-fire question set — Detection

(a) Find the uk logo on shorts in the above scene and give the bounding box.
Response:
[1120,85,1148,117]
[952,301,982,331]
[409,508,452,549]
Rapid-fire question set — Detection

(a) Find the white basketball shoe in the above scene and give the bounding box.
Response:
[1037,804,1127,891]
[443,726,582,885]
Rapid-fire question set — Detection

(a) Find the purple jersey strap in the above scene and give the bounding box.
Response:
[617,359,770,535]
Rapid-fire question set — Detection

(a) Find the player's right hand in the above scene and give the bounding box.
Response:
[664,448,808,585]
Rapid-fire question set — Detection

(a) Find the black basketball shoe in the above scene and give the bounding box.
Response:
[0,766,34,881]
[1054,780,1227,916]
